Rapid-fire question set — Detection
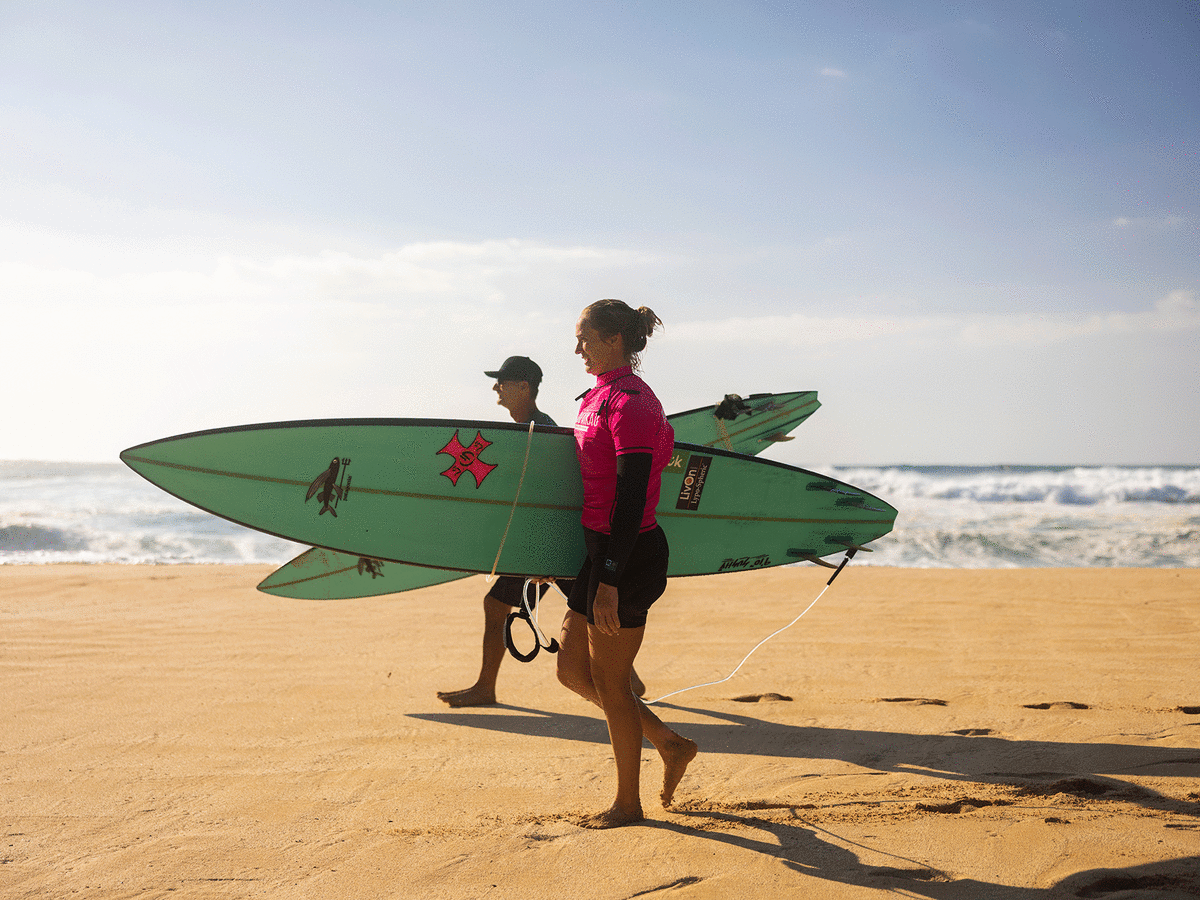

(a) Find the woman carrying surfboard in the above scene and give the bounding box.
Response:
[555,299,698,829]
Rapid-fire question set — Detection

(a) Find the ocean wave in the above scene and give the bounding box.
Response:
[833,466,1200,506]
[861,526,1200,568]
[0,524,89,553]
[856,505,1200,569]
[0,524,304,565]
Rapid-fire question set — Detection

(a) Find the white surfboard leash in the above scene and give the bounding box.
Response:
[487,419,537,584]
[644,548,857,705]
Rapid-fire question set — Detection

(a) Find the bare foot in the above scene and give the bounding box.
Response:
[436,686,497,707]
[659,735,698,807]
[576,804,645,829]
[630,668,646,698]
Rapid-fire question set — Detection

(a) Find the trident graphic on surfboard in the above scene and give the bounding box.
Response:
[305,457,351,516]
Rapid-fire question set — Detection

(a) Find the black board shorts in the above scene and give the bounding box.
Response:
[487,574,575,608]
[567,526,669,629]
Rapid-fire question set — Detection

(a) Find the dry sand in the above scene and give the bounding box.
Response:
[2,565,1198,899]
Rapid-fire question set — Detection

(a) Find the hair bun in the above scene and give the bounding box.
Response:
[637,306,663,340]
[582,299,664,368]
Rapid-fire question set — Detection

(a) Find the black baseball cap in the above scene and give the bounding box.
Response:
[484,356,543,384]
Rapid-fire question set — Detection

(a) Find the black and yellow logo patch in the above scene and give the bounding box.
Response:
[675,455,712,511]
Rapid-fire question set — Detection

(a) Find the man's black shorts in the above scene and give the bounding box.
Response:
[487,575,575,608]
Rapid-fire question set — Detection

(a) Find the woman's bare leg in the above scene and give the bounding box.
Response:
[585,622,646,825]
[557,610,697,824]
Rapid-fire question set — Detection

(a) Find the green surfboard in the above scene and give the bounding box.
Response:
[121,416,894,581]
[668,390,819,452]
[256,546,475,599]
[258,390,822,600]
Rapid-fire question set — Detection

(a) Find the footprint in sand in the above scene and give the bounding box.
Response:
[1017,778,1114,798]
[916,798,1006,814]
[627,876,704,896]
[1023,701,1089,710]
[878,697,948,706]
[867,866,949,882]
[731,693,793,702]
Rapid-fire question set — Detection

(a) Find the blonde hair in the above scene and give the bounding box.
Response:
[581,299,663,370]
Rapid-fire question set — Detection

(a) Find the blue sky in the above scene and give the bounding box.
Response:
[3,0,1197,463]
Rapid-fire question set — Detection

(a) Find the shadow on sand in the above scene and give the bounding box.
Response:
[409,704,1199,896]
[648,811,1199,900]
[409,702,1200,804]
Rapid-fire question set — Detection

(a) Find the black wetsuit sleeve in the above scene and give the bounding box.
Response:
[599,452,652,586]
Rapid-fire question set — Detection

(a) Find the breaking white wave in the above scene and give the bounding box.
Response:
[833,465,1200,506]
[827,466,1199,568]
[0,462,304,564]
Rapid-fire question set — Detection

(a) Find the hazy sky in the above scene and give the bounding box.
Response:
[4,0,1197,464]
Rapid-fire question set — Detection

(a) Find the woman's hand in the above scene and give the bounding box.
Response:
[528,575,556,585]
[592,582,622,636]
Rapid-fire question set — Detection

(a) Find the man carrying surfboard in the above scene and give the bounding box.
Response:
[437,356,646,708]
[554,300,697,828]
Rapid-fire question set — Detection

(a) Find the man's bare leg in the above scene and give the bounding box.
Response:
[437,594,509,706]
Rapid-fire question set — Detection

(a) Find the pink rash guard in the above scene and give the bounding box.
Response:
[574,365,675,534]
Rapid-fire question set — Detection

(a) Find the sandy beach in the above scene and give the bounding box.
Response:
[2,565,1197,898]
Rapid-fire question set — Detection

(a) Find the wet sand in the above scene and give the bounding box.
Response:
[2,565,1198,898]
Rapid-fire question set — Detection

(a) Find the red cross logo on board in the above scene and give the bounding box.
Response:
[437,430,497,488]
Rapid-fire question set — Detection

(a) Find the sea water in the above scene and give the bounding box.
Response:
[0,461,305,565]
[1,461,1197,568]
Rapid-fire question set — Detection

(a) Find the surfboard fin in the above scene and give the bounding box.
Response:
[787,549,838,569]
[829,540,874,552]
[835,497,888,513]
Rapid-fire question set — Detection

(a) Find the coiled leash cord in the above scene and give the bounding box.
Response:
[504,577,561,662]
[644,548,858,705]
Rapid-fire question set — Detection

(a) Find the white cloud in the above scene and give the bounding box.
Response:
[664,292,1200,353]
[1156,289,1196,316]
[820,67,848,78]
[4,220,1197,463]
[1108,214,1187,231]
[665,313,938,347]
[2,236,668,459]
[1,236,659,310]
